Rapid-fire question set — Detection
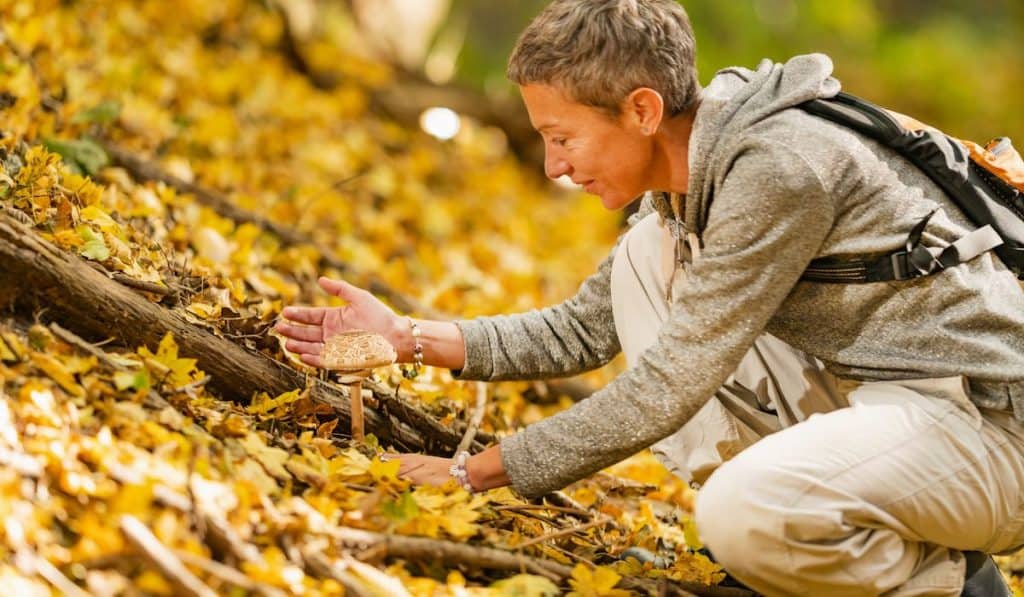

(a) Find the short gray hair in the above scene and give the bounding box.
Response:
[507,0,701,116]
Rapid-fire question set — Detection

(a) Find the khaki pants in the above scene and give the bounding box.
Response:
[609,213,1024,596]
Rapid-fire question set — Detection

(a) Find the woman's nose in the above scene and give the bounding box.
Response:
[544,152,571,180]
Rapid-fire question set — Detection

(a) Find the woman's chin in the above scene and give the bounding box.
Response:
[599,191,637,211]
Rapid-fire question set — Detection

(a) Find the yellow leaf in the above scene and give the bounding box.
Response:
[491,573,560,596]
[240,433,291,481]
[30,353,83,397]
[245,388,303,415]
[682,515,703,551]
[328,448,373,480]
[137,332,201,388]
[567,564,631,597]
[367,456,400,483]
[79,204,121,235]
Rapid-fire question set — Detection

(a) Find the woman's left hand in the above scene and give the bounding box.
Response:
[385,453,453,487]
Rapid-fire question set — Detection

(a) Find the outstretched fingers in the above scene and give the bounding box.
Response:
[285,339,323,356]
[274,321,323,342]
[280,305,327,325]
[318,276,363,300]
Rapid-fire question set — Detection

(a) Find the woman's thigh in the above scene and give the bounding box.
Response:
[702,376,1024,552]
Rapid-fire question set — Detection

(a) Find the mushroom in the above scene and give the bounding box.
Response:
[321,330,397,441]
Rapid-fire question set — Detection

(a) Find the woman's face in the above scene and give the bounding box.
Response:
[520,83,654,211]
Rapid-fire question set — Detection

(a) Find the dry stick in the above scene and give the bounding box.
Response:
[492,503,593,519]
[300,548,373,597]
[174,549,287,597]
[87,261,172,297]
[15,548,92,597]
[119,515,218,597]
[515,518,607,549]
[121,477,270,586]
[328,526,749,597]
[0,213,477,454]
[48,322,121,369]
[456,381,488,455]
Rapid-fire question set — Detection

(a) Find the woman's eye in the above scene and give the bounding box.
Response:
[553,137,567,146]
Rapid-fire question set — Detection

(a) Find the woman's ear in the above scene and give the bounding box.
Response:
[623,87,664,135]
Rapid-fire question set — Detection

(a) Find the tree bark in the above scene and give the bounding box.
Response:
[0,214,481,454]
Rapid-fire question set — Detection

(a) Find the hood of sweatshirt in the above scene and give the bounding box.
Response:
[651,53,841,234]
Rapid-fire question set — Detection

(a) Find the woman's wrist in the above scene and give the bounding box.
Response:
[465,445,510,492]
[388,316,416,362]
[388,318,467,371]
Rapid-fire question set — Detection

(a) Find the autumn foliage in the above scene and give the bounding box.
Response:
[0,1,734,595]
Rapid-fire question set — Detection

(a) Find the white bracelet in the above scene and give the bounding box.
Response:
[447,450,475,493]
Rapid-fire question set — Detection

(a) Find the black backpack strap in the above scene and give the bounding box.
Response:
[798,92,1011,283]
[804,211,1003,283]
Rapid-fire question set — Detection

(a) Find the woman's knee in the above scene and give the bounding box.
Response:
[693,453,788,571]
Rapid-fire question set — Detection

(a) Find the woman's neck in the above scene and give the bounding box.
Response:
[649,102,699,195]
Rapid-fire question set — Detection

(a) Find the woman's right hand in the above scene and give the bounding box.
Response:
[275,276,405,368]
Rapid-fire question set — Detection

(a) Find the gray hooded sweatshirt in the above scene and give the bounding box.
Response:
[454,54,1024,498]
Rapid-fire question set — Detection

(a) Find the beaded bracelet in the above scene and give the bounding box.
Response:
[401,317,424,380]
[447,450,475,493]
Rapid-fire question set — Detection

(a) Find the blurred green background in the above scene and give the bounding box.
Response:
[393,0,1024,144]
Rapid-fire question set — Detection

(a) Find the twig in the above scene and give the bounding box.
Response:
[14,548,91,597]
[492,503,593,519]
[172,376,212,395]
[329,526,562,583]
[545,542,596,568]
[326,526,746,596]
[119,515,218,597]
[86,261,172,296]
[0,326,23,361]
[187,450,207,542]
[455,381,487,455]
[174,549,287,597]
[515,518,607,549]
[300,547,374,597]
[48,322,123,370]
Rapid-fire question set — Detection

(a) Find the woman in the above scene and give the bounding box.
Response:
[277,1,1024,594]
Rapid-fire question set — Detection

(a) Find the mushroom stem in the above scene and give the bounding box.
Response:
[349,379,364,442]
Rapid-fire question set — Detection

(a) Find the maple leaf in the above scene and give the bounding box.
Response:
[137,332,202,388]
[566,564,631,597]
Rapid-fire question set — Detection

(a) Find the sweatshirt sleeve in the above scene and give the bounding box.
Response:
[451,197,658,381]
[499,141,835,497]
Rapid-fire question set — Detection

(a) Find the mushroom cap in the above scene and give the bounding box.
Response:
[321,330,397,372]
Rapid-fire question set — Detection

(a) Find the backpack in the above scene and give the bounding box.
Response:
[796,92,1024,283]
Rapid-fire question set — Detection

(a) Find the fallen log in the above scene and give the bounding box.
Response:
[0,213,481,454]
